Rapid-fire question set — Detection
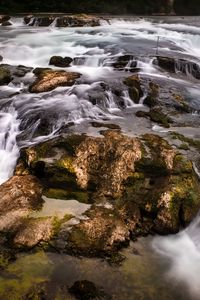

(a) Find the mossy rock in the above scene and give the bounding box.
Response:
[0,66,11,85]
[44,188,89,203]
[148,109,171,128]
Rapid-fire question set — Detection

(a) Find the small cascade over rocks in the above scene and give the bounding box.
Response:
[0,108,20,184]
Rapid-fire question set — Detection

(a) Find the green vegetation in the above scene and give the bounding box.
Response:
[0,0,199,15]
[170,132,200,151]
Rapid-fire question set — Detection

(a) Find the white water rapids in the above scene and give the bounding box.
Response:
[1,17,200,299]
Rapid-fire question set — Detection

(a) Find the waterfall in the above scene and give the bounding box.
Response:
[152,212,200,297]
[0,107,20,185]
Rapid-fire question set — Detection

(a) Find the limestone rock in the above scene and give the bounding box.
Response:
[0,175,43,232]
[14,217,54,248]
[29,69,81,93]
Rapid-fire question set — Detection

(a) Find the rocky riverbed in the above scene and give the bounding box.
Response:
[0,14,200,299]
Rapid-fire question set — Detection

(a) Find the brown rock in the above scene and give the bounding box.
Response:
[0,175,43,232]
[0,15,10,24]
[29,70,81,93]
[56,14,100,27]
[14,217,54,248]
[66,206,130,255]
[123,74,143,103]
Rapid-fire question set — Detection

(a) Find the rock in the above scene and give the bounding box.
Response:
[155,56,176,72]
[24,15,33,25]
[0,175,43,232]
[65,206,130,256]
[32,67,52,76]
[16,131,200,242]
[14,217,54,248]
[24,14,100,27]
[0,66,11,85]
[143,81,159,107]
[1,64,33,78]
[26,16,55,26]
[123,74,143,103]
[22,281,49,300]
[105,55,137,72]
[69,280,111,300]
[17,131,142,198]
[49,56,73,67]
[0,15,10,24]
[0,55,3,62]
[0,233,15,269]
[29,70,81,93]
[1,21,12,26]
[90,122,121,130]
[56,14,100,27]
[155,56,200,79]
[136,109,172,128]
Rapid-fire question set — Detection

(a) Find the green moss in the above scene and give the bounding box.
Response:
[55,134,86,156]
[173,154,193,174]
[178,143,190,150]
[170,132,200,150]
[44,188,71,199]
[0,254,10,269]
[125,172,145,186]
[0,252,53,300]
[52,214,73,236]
[44,188,89,203]
[56,156,75,173]
[148,110,171,128]
[135,157,169,177]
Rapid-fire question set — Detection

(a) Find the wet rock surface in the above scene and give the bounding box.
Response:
[12,131,200,257]
[0,66,11,85]
[29,69,81,93]
[0,15,10,24]
[24,14,101,27]
[49,56,73,68]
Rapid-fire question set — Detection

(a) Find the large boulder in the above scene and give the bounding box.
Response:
[29,69,81,93]
[15,131,200,249]
[16,131,142,199]
[64,206,130,256]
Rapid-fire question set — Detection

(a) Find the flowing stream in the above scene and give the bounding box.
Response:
[0,16,200,299]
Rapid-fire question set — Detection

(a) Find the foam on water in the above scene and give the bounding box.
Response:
[153,213,200,298]
[0,108,20,184]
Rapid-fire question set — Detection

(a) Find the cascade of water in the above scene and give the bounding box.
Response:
[153,205,200,297]
[0,107,20,185]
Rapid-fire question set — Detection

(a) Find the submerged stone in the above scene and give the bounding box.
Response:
[69,280,111,300]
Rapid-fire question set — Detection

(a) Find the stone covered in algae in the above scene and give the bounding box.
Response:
[14,131,200,255]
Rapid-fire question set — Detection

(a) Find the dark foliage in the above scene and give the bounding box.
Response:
[0,0,199,15]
